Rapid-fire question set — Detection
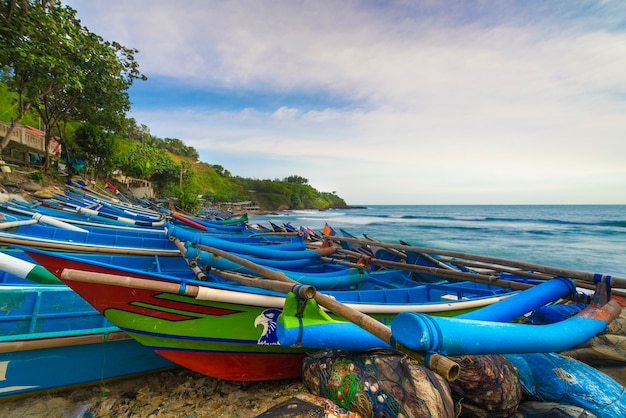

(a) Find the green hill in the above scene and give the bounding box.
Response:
[0,84,347,212]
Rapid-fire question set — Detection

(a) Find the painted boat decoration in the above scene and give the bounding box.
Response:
[25,248,520,381]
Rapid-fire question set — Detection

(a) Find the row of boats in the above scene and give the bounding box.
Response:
[0,180,624,401]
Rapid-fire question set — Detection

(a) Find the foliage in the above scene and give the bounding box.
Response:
[284,175,308,184]
[153,137,199,160]
[176,186,201,213]
[68,123,115,178]
[0,0,145,170]
[0,1,62,136]
[29,170,43,182]
[234,177,347,210]
[117,142,176,180]
[0,83,38,126]
[123,118,152,143]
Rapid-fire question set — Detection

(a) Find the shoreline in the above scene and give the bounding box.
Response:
[1,362,624,417]
[0,368,308,418]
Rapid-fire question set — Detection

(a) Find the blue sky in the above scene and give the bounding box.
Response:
[63,0,626,204]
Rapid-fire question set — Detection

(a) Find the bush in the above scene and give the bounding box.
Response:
[29,171,44,182]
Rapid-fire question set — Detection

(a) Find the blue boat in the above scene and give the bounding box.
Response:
[0,259,175,399]
[0,222,179,254]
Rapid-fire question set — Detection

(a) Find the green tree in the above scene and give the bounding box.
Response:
[70,123,114,178]
[161,137,199,160]
[284,175,309,184]
[124,118,152,143]
[120,142,175,180]
[0,1,63,149]
[0,0,145,169]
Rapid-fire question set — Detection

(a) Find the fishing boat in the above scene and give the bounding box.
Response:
[25,247,525,381]
[0,254,176,400]
[0,224,179,255]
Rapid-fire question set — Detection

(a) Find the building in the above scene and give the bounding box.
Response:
[0,121,61,166]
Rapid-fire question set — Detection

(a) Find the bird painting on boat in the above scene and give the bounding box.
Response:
[255,309,282,345]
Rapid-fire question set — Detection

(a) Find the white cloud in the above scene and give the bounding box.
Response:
[272,106,300,120]
[64,0,626,204]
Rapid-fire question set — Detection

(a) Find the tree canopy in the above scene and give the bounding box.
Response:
[0,0,145,166]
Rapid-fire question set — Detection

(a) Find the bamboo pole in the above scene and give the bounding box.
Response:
[334,248,535,291]
[60,269,315,302]
[197,245,460,381]
[171,238,208,280]
[332,247,626,298]
[326,235,626,288]
[0,331,129,353]
[0,236,181,256]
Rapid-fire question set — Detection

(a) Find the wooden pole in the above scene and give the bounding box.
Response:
[0,236,181,256]
[334,248,535,291]
[171,238,208,280]
[61,268,316,301]
[326,235,626,288]
[198,245,460,381]
[0,331,129,353]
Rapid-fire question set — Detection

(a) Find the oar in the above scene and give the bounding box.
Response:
[363,234,407,260]
[326,235,626,288]
[197,245,460,381]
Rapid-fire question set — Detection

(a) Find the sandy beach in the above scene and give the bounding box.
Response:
[0,368,308,418]
[1,362,624,417]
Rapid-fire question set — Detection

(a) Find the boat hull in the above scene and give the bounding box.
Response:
[0,333,175,400]
[60,278,310,381]
[27,249,520,381]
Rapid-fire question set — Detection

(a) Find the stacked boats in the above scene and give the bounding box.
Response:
[0,181,624,402]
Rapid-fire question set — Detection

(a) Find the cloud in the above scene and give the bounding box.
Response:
[63,0,626,204]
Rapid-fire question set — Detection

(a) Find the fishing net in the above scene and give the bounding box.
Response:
[505,352,626,418]
[512,401,598,418]
[256,394,361,418]
[447,354,522,418]
[301,349,455,418]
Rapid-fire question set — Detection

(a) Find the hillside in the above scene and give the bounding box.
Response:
[0,85,348,212]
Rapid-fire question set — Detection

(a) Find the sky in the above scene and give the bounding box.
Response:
[62,0,626,205]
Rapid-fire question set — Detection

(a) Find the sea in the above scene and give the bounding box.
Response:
[251,205,626,278]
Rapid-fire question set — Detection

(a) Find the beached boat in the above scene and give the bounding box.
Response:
[0,256,175,399]
[0,220,179,254]
[277,278,621,355]
[25,247,524,381]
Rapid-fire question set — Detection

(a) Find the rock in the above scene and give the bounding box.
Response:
[19,181,42,192]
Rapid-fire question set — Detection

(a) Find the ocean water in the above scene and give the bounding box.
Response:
[252,205,626,278]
